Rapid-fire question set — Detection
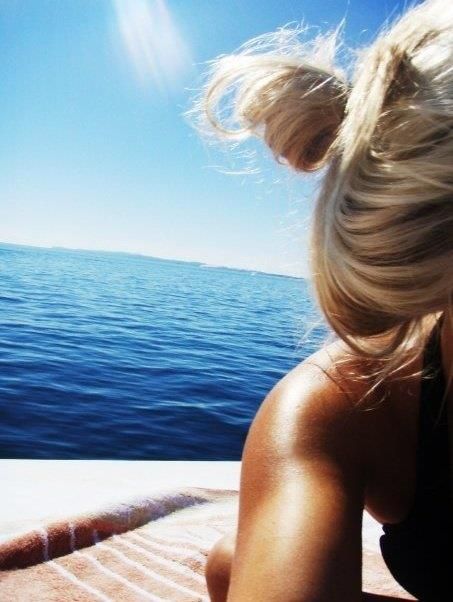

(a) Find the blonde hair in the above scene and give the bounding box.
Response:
[194,0,453,387]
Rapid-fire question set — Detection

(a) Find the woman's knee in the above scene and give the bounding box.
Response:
[205,532,236,601]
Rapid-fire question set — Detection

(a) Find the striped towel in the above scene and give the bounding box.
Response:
[0,487,415,601]
[0,488,238,601]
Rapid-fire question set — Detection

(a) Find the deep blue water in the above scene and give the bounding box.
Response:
[0,243,325,459]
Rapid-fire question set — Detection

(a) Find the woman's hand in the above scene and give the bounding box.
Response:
[225,361,368,602]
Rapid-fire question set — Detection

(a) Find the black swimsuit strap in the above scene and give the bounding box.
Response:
[416,316,449,498]
[420,315,445,418]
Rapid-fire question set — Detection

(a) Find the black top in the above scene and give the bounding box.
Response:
[380,319,452,601]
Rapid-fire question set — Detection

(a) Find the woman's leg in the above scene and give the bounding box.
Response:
[205,532,236,602]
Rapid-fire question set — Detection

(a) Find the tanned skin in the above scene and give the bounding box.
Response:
[206,314,453,602]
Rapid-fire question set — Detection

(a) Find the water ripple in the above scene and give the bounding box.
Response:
[0,244,325,459]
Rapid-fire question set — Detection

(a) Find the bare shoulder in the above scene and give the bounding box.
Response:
[241,341,372,492]
[252,340,370,448]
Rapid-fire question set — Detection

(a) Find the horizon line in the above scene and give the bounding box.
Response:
[0,240,305,280]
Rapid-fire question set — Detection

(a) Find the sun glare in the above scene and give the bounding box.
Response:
[113,0,192,92]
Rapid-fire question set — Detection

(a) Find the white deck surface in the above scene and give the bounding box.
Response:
[0,460,241,540]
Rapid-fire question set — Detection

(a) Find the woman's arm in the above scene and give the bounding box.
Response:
[227,362,367,602]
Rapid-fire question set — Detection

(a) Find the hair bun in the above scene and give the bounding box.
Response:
[258,65,349,171]
[197,28,349,172]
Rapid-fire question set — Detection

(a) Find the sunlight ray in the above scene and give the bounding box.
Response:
[113,0,193,92]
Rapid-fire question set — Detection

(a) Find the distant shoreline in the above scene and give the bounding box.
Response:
[0,241,304,281]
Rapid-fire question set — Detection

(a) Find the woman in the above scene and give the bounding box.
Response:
[197,0,453,600]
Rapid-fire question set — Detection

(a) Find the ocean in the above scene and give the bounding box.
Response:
[0,243,325,460]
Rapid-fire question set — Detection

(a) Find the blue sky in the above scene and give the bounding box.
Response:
[0,0,417,276]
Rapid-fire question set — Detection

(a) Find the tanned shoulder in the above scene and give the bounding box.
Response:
[243,342,371,492]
